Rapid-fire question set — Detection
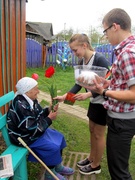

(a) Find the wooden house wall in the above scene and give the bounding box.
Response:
[0,0,26,97]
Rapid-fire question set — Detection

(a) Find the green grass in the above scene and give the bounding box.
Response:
[26,67,135,180]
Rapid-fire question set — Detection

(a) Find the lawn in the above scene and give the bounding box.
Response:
[26,66,135,180]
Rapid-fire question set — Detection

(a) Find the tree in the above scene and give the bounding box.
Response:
[87,26,103,46]
[55,28,74,41]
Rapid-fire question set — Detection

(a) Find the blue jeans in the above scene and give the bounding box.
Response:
[106,116,135,180]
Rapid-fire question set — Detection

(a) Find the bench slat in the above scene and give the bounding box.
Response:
[0,91,28,180]
[0,114,14,147]
[1,145,28,170]
[0,91,14,107]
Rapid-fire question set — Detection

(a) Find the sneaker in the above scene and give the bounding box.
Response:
[77,158,92,168]
[44,167,68,180]
[79,164,101,175]
[55,164,74,175]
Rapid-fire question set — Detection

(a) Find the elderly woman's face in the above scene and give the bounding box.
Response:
[25,85,39,100]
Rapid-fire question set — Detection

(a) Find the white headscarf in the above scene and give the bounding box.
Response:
[15,77,38,96]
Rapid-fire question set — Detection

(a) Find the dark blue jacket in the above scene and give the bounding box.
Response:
[7,95,52,146]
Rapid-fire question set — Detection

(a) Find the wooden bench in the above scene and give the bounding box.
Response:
[0,91,28,180]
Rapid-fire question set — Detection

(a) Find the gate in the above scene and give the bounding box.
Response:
[26,39,42,68]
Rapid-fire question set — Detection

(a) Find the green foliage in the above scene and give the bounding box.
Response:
[55,28,74,41]
[27,162,43,180]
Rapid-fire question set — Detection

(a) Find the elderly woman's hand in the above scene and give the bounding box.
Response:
[48,102,59,112]
[53,103,59,112]
[53,94,67,102]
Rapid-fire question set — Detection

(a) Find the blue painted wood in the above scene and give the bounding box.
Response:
[26,38,116,68]
[0,91,28,180]
[0,91,14,108]
[26,38,42,68]
[95,44,116,65]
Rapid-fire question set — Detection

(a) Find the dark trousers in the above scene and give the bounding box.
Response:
[106,116,135,180]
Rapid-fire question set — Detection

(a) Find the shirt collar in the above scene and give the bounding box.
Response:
[23,94,34,109]
[114,35,135,55]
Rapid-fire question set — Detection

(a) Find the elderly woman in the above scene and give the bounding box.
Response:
[7,77,74,180]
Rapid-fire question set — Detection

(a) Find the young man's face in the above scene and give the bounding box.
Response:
[103,22,120,46]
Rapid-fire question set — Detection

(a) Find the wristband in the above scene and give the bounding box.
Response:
[102,89,108,100]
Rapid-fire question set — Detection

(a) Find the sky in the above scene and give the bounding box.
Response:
[26,0,135,35]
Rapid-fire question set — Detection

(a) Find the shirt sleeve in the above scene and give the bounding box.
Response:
[68,83,82,94]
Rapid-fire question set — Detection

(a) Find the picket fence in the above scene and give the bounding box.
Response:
[26,39,42,67]
[26,39,115,68]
